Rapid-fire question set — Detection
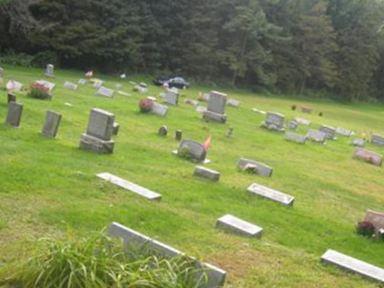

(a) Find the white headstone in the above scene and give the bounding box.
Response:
[247,183,295,206]
[216,214,263,238]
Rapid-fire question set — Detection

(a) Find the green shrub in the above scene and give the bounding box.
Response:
[31,51,58,68]
[0,232,207,288]
[0,52,34,67]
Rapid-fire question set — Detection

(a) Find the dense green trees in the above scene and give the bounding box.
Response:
[1,0,384,101]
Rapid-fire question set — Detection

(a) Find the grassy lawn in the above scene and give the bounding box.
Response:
[0,65,384,287]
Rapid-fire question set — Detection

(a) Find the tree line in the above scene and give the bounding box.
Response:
[1,0,384,101]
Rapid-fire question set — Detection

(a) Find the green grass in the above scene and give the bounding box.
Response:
[0,65,384,287]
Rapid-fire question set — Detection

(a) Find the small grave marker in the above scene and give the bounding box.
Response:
[261,112,285,132]
[306,129,327,144]
[158,125,168,136]
[194,166,220,182]
[237,158,273,177]
[319,125,336,140]
[42,111,62,138]
[285,131,307,144]
[175,130,182,141]
[5,102,23,127]
[371,134,384,147]
[151,102,168,117]
[177,140,207,163]
[96,86,114,98]
[44,64,55,78]
[216,214,263,238]
[353,148,382,167]
[247,183,295,206]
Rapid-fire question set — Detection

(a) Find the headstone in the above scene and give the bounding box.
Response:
[364,210,384,236]
[177,140,207,162]
[7,93,16,103]
[95,86,114,98]
[151,102,168,117]
[237,158,273,177]
[319,125,336,140]
[301,106,312,114]
[35,80,55,92]
[78,79,87,85]
[371,134,384,147]
[97,173,162,201]
[5,102,23,128]
[194,166,220,182]
[288,120,298,130]
[163,89,179,105]
[284,131,307,144]
[108,222,227,288]
[113,122,120,136]
[353,148,382,167]
[321,249,384,283]
[247,183,295,206]
[42,111,62,138]
[351,138,365,147]
[79,108,115,154]
[44,64,55,78]
[216,214,263,238]
[261,112,285,132]
[158,125,168,136]
[64,81,78,91]
[6,80,23,92]
[306,129,327,144]
[185,99,199,106]
[336,127,352,137]
[294,117,311,126]
[175,130,182,141]
[203,91,227,123]
[227,99,240,107]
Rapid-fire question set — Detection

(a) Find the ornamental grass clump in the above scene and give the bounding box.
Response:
[0,232,207,288]
[28,82,51,100]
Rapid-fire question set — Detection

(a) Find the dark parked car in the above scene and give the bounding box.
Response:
[153,76,190,89]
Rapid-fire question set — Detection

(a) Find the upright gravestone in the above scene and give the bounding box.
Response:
[5,102,23,128]
[175,130,182,141]
[371,134,384,147]
[353,148,382,167]
[177,140,207,163]
[203,91,227,123]
[44,64,55,78]
[261,112,285,132]
[113,122,120,136]
[158,125,168,136]
[7,93,16,104]
[79,108,115,154]
[319,125,336,140]
[163,89,179,105]
[237,158,273,177]
[42,111,62,138]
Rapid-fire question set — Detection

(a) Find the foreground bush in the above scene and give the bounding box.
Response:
[28,83,51,100]
[0,232,207,288]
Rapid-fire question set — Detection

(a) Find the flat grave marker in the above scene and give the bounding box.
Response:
[194,166,220,182]
[216,214,263,238]
[247,183,295,206]
[238,158,273,177]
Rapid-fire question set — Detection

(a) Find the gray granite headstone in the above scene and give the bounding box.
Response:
[97,173,161,201]
[194,166,220,182]
[44,64,55,78]
[80,108,115,154]
[5,102,23,127]
[306,129,327,144]
[261,112,285,132]
[64,81,78,91]
[163,89,179,105]
[237,158,273,177]
[42,111,62,138]
[321,249,384,283]
[151,102,168,117]
[108,222,227,288]
[372,134,384,147]
[216,214,263,238]
[247,183,295,206]
[178,140,207,162]
[113,122,120,136]
[203,91,227,123]
[96,86,114,98]
[288,120,298,130]
[284,131,307,144]
[319,125,336,140]
[353,148,382,167]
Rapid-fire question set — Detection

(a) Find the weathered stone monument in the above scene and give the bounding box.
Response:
[371,134,384,147]
[158,125,168,136]
[177,140,207,162]
[216,214,263,238]
[237,158,273,177]
[175,130,182,141]
[319,125,336,140]
[261,112,285,132]
[194,166,220,182]
[7,93,16,104]
[5,102,23,128]
[306,129,327,144]
[151,102,168,117]
[353,148,382,167]
[95,86,114,98]
[113,122,120,136]
[284,131,307,144]
[163,89,179,105]
[36,80,55,93]
[247,183,295,206]
[44,64,55,78]
[203,91,227,123]
[108,222,227,287]
[79,108,115,154]
[42,111,62,138]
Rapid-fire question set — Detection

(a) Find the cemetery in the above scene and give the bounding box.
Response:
[1,33,384,288]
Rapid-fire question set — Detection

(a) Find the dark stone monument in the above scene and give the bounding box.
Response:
[261,112,285,132]
[175,130,183,141]
[5,102,23,128]
[158,125,168,136]
[7,93,16,103]
[177,140,207,162]
[42,111,62,138]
